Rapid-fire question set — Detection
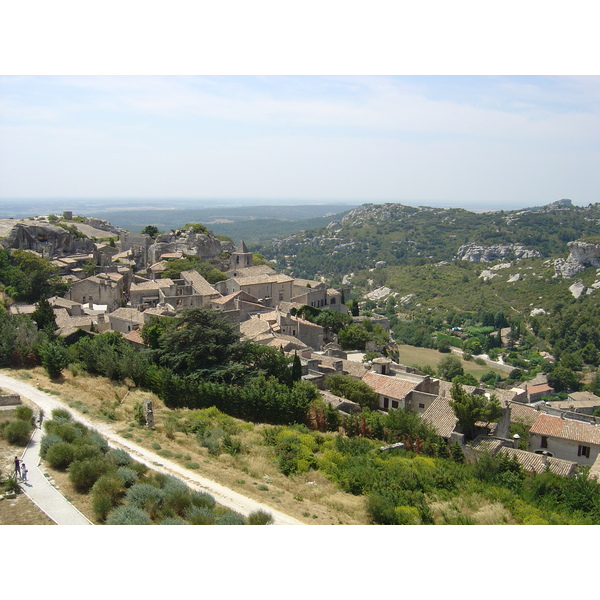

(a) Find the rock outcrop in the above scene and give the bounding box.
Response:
[148,226,235,264]
[552,240,600,278]
[0,222,95,256]
[456,243,541,263]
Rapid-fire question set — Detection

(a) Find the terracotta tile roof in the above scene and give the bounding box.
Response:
[123,329,145,345]
[470,437,505,454]
[362,371,419,400]
[529,413,600,446]
[421,395,457,438]
[497,447,577,477]
[508,402,539,426]
[527,383,554,396]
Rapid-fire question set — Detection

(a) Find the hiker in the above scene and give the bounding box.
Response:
[38,411,44,429]
[21,462,28,481]
[14,456,21,478]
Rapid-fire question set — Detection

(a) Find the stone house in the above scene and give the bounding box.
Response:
[528,412,600,466]
[526,383,555,402]
[129,278,174,308]
[362,370,437,413]
[210,290,272,322]
[276,311,324,351]
[108,307,146,334]
[65,272,125,312]
[158,270,221,310]
[217,273,295,307]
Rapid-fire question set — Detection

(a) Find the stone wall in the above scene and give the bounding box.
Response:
[0,394,21,406]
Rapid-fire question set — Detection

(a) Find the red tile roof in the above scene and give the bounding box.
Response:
[529,413,600,446]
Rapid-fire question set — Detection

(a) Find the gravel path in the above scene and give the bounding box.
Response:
[0,372,305,525]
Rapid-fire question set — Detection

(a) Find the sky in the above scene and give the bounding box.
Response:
[1,3,598,212]
[1,74,598,210]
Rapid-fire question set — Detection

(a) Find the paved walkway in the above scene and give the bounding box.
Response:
[17,426,92,525]
[1,372,304,525]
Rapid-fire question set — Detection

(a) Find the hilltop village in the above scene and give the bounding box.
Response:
[3,211,600,487]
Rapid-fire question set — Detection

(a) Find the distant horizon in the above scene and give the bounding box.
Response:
[0,195,586,220]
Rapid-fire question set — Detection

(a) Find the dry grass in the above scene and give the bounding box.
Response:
[430,493,514,525]
[398,344,507,378]
[6,367,368,525]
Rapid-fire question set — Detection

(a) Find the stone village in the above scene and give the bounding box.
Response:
[3,213,600,482]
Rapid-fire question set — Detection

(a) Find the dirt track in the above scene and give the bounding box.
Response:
[0,372,305,525]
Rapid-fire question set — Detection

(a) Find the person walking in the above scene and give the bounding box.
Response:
[14,456,21,478]
[21,462,28,482]
[38,410,44,429]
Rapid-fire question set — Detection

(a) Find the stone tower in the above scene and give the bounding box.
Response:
[230,239,253,270]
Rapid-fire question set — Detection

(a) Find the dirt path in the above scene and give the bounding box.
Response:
[0,372,305,525]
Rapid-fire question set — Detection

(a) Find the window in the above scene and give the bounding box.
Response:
[418,403,425,409]
[391,400,399,409]
[331,297,336,304]
[541,436,548,449]
[578,445,590,459]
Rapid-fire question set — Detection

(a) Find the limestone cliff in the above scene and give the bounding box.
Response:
[553,240,600,278]
[0,222,95,256]
[148,226,235,264]
[455,243,541,263]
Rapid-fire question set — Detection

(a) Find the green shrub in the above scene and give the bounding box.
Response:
[106,505,152,525]
[128,461,149,477]
[46,442,76,470]
[125,483,166,518]
[71,440,103,462]
[69,457,112,493]
[15,405,33,422]
[85,432,109,454]
[184,461,200,470]
[116,466,138,487]
[92,473,126,503]
[4,420,33,445]
[159,517,187,525]
[92,493,114,522]
[185,505,215,525]
[163,490,192,517]
[51,409,71,421]
[216,511,246,525]
[39,433,63,459]
[222,434,243,456]
[106,448,133,466]
[247,510,273,525]
[44,422,82,443]
[190,491,216,509]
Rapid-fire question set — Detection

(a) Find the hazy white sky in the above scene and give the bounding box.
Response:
[1,5,599,210]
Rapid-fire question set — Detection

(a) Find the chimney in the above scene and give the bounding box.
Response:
[542,451,549,466]
[513,434,520,449]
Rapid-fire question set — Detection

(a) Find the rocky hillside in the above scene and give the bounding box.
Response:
[261,200,600,282]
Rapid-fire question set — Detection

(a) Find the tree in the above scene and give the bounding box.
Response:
[31,297,56,332]
[141,225,160,239]
[291,352,302,382]
[38,340,69,379]
[325,373,378,409]
[437,355,464,381]
[547,365,580,392]
[152,308,247,382]
[449,382,502,440]
[338,323,372,351]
